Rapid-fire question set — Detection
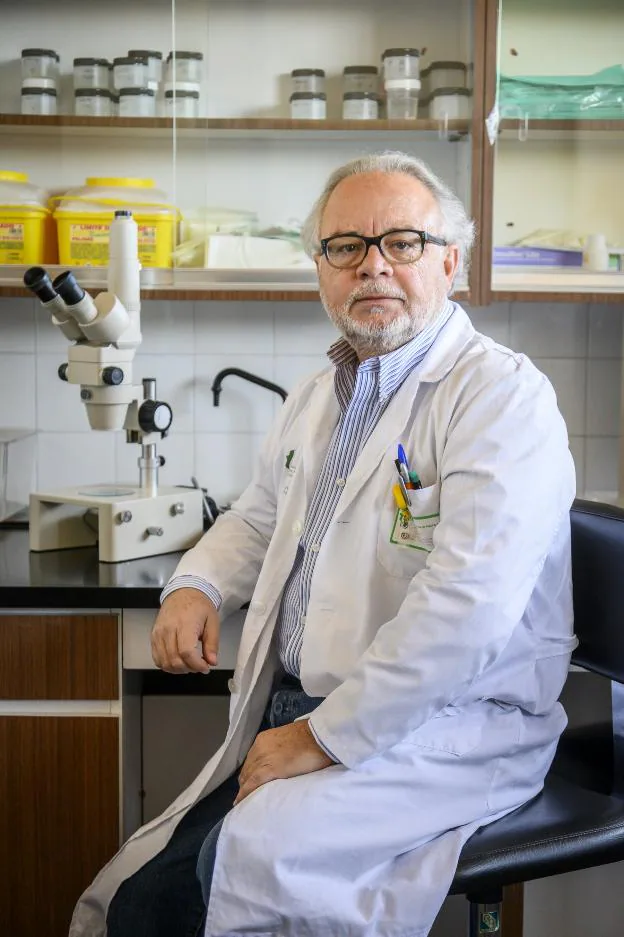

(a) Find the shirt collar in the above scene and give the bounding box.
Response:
[327,299,455,403]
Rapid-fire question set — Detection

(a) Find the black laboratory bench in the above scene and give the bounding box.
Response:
[0,527,182,609]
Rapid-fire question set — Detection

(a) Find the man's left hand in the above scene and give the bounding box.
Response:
[234,720,334,805]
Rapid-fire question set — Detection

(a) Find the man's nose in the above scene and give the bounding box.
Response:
[356,245,394,278]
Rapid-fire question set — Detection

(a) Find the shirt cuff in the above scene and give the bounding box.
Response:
[307,716,341,764]
[160,575,223,611]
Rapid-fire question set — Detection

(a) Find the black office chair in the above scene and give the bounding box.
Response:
[450,499,624,936]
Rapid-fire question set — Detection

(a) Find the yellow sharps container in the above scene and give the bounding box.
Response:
[0,170,56,265]
[53,177,178,268]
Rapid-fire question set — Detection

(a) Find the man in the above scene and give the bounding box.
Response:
[71,153,576,937]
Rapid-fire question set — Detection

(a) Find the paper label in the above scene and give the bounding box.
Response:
[0,222,25,261]
[389,507,439,552]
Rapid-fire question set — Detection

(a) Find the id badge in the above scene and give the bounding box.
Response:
[390,507,439,553]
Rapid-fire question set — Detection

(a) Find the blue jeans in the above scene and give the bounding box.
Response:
[106,682,324,937]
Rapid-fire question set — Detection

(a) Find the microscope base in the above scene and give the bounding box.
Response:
[29,485,204,563]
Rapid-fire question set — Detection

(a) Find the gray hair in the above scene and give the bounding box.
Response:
[301,151,476,280]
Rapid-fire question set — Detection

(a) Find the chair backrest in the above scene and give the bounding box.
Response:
[571,498,624,684]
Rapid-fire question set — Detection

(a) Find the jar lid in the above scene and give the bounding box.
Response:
[165,90,199,99]
[0,171,29,183]
[22,48,60,61]
[114,55,149,66]
[87,177,155,188]
[128,49,163,60]
[382,48,420,59]
[343,91,380,100]
[166,51,204,61]
[428,87,472,98]
[423,60,467,72]
[74,57,109,67]
[291,69,325,77]
[385,78,422,90]
[289,92,327,101]
[21,87,57,95]
[75,88,113,98]
[119,87,156,97]
[343,65,378,75]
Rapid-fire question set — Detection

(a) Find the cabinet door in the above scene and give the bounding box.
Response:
[0,613,118,699]
[483,0,624,303]
[0,715,119,937]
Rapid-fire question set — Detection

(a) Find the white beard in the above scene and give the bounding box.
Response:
[321,281,447,357]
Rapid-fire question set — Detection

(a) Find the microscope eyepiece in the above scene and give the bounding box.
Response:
[23,266,57,303]
[53,270,85,307]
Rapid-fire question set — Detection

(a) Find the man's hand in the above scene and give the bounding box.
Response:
[151,588,220,674]
[234,719,334,805]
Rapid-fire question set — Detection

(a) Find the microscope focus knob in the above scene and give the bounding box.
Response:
[102,366,124,386]
[58,363,69,382]
[138,400,173,434]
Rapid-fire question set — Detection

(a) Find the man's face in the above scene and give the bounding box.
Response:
[315,172,459,359]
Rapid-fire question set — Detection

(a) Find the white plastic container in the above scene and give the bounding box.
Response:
[128,49,163,84]
[342,92,379,120]
[291,69,325,94]
[74,88,113,117]
[73,58,110,90]
[421,61,467,97]
[289,92,326,119]
[21,88,57,116]
[119,87,156,118]
[343,66,378,94]
[427,87,472,120]
[385,78,421,119]
[583,233,610,271]
[113,56,149,91]
[166,51,203,84]
[382,48,420,81]
[21,48,59,80]
[165,89,199,118]
[22,78,57,92]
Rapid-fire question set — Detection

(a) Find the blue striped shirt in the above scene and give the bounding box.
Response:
[162,303,455,678]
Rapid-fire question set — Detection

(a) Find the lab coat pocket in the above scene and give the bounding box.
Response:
[377,482,441,579]
[407,708,485,756]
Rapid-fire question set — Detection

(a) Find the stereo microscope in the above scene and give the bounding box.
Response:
[24,210,203,563]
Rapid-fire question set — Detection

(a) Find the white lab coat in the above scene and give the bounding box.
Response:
[70,305,576,937]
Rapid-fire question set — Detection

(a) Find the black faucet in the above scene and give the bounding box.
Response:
[211,367,288,406]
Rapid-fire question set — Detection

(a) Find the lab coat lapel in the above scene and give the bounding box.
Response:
[300,371,341,501]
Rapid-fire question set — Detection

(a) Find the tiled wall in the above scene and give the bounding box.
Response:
[0,297,622,503]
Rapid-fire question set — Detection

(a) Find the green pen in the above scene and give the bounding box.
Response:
[408,470,423,490]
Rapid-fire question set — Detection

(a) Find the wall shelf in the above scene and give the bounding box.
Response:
[0,114,471,142]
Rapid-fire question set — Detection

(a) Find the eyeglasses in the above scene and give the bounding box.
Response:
[319,228,448,270]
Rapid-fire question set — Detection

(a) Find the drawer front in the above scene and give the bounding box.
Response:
[0,614,118,700]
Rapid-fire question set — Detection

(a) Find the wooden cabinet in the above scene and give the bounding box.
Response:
[0,613,120,937]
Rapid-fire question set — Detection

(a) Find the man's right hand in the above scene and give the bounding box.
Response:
[151,588,220,674]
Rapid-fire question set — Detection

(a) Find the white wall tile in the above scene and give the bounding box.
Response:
[140,301,195,355]
[36,354,91,432]
[533,358,586,436]
[115,431,195,488]
[465,302,511,346]
[194,301,275,355]
[568,436,585,496]
[194,354,276,433]
[0,353,36,428]
[586,359,621,437]
[133,354,195,433]
[34,303,69,353]
[510,302,588,358]
[274,301,340,355]
[588,304,624,359]
[274,354,329,393]
[585,437,620,495]
[0,298,36,353]
[195,432,265,505]
[37,432,116,490]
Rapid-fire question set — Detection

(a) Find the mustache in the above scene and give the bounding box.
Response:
[346,282,407,308]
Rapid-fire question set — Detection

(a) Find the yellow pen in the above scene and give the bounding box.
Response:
[392,483,408,512]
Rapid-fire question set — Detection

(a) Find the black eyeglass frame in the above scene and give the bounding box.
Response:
[319,228,449,269]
